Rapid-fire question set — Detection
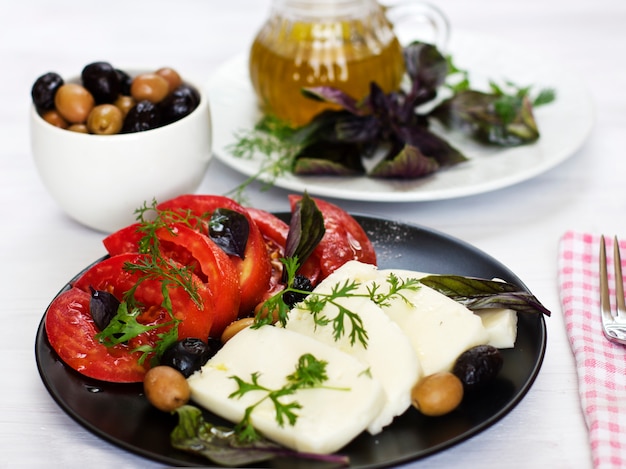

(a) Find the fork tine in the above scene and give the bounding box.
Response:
[613,236,626,319]
[600,235,611,319]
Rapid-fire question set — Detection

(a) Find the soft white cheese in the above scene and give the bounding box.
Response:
[284,262,420,434]
[475,308,518,348]
[187,325,385,455]
[376,268,490,376]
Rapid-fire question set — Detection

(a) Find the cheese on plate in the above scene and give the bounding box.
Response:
[187,325,385,454]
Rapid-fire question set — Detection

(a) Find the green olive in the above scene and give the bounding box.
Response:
[143,365,190,412]
[54,83,95,124]
[221,317,255,344]
[411,372,464,417]
[67,123,89,133]
[131,73,170,103]
[86,104,123,135]
[113,95,136,118]
[41,109,68,128]
[156,67,182,93]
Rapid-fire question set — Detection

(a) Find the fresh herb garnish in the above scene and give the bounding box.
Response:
[93,200,208,364]
[255,259,422,348]
[171,405,350,466]
[208,207,250,259]
[284,192,325,275]
[229,353,349,443]
[419,274,552,316]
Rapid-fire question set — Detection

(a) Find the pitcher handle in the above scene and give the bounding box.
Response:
[382,1,450,52]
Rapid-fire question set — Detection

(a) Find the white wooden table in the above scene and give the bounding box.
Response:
[2,0,624,467]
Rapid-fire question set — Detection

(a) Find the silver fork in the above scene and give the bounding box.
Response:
[599,235,626,345]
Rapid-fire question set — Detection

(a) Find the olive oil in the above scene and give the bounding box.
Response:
[249,15,406,127]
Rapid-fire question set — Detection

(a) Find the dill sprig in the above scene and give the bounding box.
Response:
[229,353,349,443]
[254,258,422,348]
[95,200,209,364]
[225,116,304,202]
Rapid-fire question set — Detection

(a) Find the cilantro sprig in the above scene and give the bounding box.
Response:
[229,353,349,443]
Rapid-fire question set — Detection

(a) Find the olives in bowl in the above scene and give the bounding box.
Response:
[31,62,200,135]
[30,62,212,233]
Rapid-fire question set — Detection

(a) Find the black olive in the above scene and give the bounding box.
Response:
[160,338,219,378]
[31,72,64,111]
[81,61,121,104]
[121,99,161,133]
[171,84,200,106]
[282,275,313,307]
[89,286,120,331]
[452,344,504,393]
[159,84,201,125]
[115,68,133,96]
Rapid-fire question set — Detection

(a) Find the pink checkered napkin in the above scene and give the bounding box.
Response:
[558,231,626,468]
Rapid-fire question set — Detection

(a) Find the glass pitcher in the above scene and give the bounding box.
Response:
[249,0,449,127]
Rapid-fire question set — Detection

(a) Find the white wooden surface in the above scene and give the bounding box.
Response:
[2,0,624,467]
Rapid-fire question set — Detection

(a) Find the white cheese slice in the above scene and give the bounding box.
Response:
[476,308,518,348]
[285,288,420,434]
[376,268,490,376]
[187,325,385,455]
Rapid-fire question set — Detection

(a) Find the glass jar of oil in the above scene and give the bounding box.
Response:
[249,0,449,127]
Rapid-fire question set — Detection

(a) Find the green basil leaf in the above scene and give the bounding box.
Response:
[419,275,551,316]
[209,208,250,259]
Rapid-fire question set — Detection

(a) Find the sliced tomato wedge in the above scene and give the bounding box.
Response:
[157,195,271,315]
[102,223,143,256]
[45,288,149,383]
[72,252,214,341]
[247,207,322,290]
[155,224,240,336]
[48,252,213,382]
[288,195,377,277]
[103,223,240,336]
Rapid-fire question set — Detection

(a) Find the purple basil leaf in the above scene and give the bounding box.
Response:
[334,114,382,143]
[285,191,326,267]
[367,82,391,117]
[301,86,365,115]
[293,141,365,176]
[396,125,467,166]
[209,208,249,259]
[403,42,449,91]
[369,143,439,178]
[419,275,552,316]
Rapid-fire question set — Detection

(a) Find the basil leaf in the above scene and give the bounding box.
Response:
[89,286,120,331]
[419,275,551,316]
[370,143,440,179]
[430,90,541,146]
[171,405,278,466]
[285,192,325,268]
[293,141,365,176]
[209,208,250,259]
[171,405,351,466]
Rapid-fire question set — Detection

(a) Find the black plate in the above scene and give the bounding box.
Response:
[35,214,547,468]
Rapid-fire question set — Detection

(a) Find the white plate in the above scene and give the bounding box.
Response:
[206,31,594,202]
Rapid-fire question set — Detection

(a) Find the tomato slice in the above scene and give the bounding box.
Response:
[72,253,214,347]
[157,195,271,315]
[48,252,213,382]
[45,288,149,383]
[102,223,143,256]
[155,224,240,336]
[288,195,377,277]
[247,207,322,289]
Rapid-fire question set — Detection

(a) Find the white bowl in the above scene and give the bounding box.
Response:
[30,74,212,233]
